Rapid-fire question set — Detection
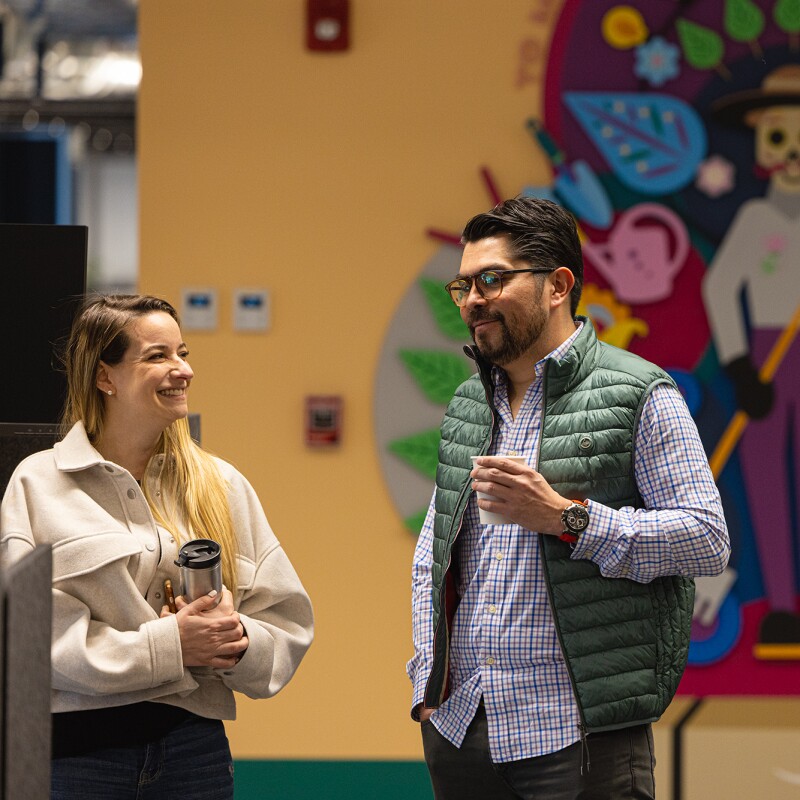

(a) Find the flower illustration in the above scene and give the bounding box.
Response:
[634,36,680,87]
[695,155,736,198]
[765,233,788,254]
[602,6,649,50]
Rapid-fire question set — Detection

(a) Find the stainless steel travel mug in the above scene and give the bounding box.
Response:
[175,539,223,606]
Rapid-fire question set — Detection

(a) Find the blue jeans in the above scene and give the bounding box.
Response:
[51,713,234,799]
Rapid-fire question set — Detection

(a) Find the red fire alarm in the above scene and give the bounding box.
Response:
[305,395,343,447]
[306,0,349,52]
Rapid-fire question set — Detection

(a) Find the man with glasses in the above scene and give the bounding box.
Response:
[407,196,729,799]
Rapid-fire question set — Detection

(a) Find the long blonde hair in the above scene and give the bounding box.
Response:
[61,294,238,592]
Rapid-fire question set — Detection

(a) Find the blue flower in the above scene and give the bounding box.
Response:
[634,36,680,87]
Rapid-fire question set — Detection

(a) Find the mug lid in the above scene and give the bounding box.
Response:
[174,538,221,569]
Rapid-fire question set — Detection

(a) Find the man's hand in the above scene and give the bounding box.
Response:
[724,356,774,418]
[693,567,737,626]
[419,707,435,723]
[470,456,568,535]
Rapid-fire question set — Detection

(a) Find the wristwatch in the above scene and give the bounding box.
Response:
[560,500,589,543]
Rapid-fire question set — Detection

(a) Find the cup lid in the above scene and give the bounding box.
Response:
[175,538,221,569]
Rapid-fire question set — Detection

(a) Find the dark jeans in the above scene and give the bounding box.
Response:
[421,703,655,800]
[51,712,234,800]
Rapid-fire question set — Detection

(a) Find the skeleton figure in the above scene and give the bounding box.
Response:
[703,66,800,659]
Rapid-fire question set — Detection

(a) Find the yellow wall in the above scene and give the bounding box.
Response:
[138,6,800,793]
[138,0,558,760]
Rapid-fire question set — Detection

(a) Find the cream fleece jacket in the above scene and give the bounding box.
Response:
[0,422,314,718]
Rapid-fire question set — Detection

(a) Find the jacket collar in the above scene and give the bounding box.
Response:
[53,422,108,472]
[546,316,600,398]
[53,422,167,478]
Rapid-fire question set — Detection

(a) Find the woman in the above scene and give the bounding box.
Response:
[0,295,313,798]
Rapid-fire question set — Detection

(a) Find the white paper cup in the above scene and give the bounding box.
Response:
[470,455,526,525]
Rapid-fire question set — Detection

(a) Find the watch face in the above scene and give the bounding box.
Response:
[563,503,589,533]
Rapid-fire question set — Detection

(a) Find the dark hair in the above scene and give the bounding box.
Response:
[461,196,584,316]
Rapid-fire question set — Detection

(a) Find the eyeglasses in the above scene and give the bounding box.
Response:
[445,268,555,307]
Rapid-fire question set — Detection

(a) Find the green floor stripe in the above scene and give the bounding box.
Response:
[234,760,433,800]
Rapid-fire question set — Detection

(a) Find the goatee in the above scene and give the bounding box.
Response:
[467,305,547,366]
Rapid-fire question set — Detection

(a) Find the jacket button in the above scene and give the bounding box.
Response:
[104,465,114,473]
[127,488,137,499]
[146,543,156,552]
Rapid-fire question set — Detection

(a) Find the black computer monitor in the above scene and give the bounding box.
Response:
[0,223,87,424]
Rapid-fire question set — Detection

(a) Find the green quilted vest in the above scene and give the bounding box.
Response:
[425,319,695,734]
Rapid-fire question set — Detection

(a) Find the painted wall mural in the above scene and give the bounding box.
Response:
[375,0,800,695]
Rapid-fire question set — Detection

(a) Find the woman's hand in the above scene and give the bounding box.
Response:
[162,588,248,669]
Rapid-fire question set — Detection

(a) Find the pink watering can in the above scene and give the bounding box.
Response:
[582,203,690,305]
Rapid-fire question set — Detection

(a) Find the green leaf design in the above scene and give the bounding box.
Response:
[676,18,725,70]
[404,508,429,536]
[388,428,441,479]
[400,349,472,404]
[419,277,469,340]
[724,0,764,42]
[775,0,800,34]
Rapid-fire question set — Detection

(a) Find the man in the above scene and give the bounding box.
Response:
[407,196,730,799]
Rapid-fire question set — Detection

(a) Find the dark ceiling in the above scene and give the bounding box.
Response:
[0,0,138,147]
[2,0,137,39]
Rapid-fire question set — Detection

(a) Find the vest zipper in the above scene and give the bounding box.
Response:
[424,368,496,708]
[579,723,590,775]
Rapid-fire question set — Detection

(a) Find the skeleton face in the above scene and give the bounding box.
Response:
[748,105,800,193]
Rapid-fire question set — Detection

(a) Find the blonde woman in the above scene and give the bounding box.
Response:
[0,295,313,799]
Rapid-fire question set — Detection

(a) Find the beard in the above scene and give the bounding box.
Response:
[467,303,548,366]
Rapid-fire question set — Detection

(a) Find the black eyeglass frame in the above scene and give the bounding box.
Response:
[444,268,556,307]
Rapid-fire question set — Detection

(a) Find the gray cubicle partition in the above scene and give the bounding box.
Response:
[1,545,52,799]
[0,424,58,798]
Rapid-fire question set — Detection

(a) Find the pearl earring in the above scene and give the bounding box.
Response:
[107,390,113,396]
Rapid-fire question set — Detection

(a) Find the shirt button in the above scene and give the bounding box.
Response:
[507,450,518,456]
[485,657,495,666]
[146,543,156,552]
[127,488,136,499]
[495,552,503,561]
[155,592,162,599]
[488,604,497,614]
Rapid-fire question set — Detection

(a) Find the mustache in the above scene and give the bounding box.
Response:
[466,310,504,329]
